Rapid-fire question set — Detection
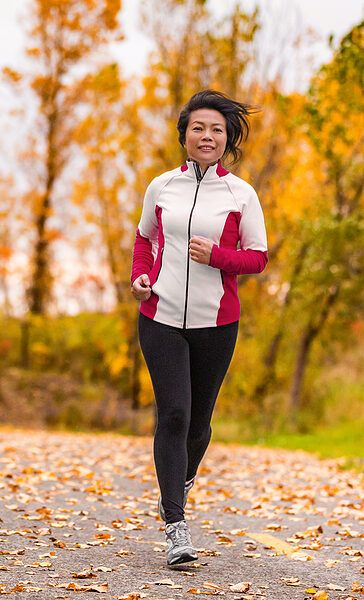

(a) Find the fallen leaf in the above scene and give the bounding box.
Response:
[229,582,251,592]
[48,581,108,592]
[265,523,286,531]
[249,533,297,556]
[187,588,225,595]
[291,550,314,560]
[203,582,226,591]
[116,594,147,600]
[216,535,233,544]
[313,592,329,600]
[327,583,345,591]
[229,528,246,536]
[151,578,183,589]
[352,581,364,592]
[71,567,96,578]
[282,577,301,586]
[324,559,340,567]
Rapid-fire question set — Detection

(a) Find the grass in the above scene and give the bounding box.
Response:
[211,417,364,473]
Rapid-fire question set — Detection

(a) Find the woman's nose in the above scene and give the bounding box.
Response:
[202,132,213,140]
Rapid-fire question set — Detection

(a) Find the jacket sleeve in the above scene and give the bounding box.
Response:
[209,187,268,275]
[131,179,159,284]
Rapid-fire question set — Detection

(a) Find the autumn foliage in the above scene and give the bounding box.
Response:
[0,2,363,435]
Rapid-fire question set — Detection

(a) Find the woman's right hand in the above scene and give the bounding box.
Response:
[131,274,151,301]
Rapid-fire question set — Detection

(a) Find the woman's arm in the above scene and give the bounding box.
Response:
[131,179,159,284]
[209,187,268,275]
[209,245,268,274]
[131,230,155,284]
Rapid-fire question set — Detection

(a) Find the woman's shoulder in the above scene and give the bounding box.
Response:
[145,165,184,194]
[224,171,259,206]
[149,165,185,185]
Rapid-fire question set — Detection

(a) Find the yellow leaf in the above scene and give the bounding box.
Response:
[248,533,297,556]
[312,592,329,600]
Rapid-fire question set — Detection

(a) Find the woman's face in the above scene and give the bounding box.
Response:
[185,108,227,170]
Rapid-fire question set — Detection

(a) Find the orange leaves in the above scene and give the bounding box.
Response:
[0,430,363,598]
[48,580,109,592]
[0,246,12,261]
[1,67,22,84]
[0,581,43,593]
[83,480,114,495]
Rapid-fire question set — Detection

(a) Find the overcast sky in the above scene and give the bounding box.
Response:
[0,0,363,91]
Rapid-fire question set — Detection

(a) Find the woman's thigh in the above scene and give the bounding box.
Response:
[186,321,239,431]
[138,313,192,421]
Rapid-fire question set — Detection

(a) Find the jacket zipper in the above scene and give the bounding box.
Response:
[182,162,207,328]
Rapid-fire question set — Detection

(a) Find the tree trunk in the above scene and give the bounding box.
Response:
[28,194,52,314]
[28,109,57,314]
[251,240,310,404]
[20,316,31,369]
[289,284,340,427]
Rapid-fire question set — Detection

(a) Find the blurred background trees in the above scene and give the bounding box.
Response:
[0,1,363,442]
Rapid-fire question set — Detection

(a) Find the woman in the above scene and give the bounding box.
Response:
[130,89,268,567]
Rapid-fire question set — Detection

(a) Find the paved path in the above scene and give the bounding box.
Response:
[0,428,363,599]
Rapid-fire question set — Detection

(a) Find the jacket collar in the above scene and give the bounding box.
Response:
[181,158,229,181]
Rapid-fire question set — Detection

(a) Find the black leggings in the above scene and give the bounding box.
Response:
[138,312,239,524]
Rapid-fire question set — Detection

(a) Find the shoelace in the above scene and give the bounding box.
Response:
[167,521,192,546]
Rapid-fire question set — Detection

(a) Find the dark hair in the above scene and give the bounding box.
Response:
[177,89,261,164]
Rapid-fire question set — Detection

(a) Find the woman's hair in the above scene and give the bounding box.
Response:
[177,89,261,164]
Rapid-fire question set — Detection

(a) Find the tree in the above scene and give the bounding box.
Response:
[286,21,364,426]
[2,0,123,314]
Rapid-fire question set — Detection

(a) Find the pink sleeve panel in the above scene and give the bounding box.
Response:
[130,177,160,284]
[209,245,268,274]
[131,228,154,284]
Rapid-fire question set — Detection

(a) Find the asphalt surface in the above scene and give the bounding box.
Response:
[0,428,363,599]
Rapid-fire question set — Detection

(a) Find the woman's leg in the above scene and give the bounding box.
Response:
[138,313,191,524]
[184,321,239,481]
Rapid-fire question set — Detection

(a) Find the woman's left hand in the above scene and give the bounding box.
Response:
[189,236,214,265]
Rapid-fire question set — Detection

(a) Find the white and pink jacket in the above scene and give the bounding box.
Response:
[131,159,268,328]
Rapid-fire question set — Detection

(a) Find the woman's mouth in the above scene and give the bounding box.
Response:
[199,146,215,151]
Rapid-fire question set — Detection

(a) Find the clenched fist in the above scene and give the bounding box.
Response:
[131,274,151,301]
[189,235,214,265]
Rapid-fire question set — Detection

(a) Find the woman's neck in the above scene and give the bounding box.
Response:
[188,158,219,173]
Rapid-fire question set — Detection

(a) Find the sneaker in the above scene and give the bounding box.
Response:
[165,519,198,566]
[158,477,195,522]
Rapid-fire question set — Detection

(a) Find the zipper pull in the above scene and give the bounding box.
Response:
[193,162,202,184]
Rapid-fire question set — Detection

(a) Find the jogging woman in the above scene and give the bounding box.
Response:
[130,89,268,566]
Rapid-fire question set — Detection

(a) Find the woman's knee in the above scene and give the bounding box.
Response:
[156,407,189,436]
